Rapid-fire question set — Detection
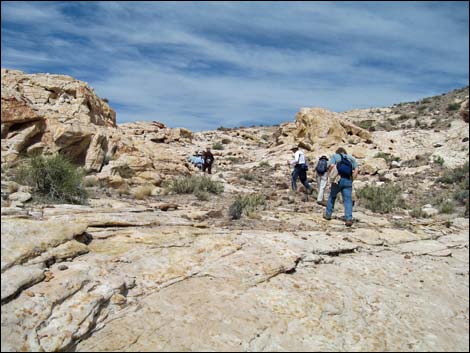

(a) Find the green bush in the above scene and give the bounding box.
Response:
[229,194,266,219]
[433,155,445,166]
[212,142,224,150]
[437,162,469,184]
[398,114,410,121]
[165,175,223,195]
[374,152,401,164]
[357,120,375,130]
[229,199,244,220]
[439,201,455,214]
[261,134,270,141]
[356,184,402,213]
[227,157,241,164]
[240,171,255,181]
[447,103,460,111]
[417,105,427,112]
[194,189,210,201]
[409,207,429,218]
[13,154,87,204]
[221,138,231,145]
[437,162,469,216]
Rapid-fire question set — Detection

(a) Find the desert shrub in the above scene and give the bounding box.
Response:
[132,184,154,200]
[439,201,455,214]
[258,161,270,168]
[356,184,402,213]
[357,120,375,130]
[229,199,244,220]
[227,157,241,164]
[437,162,469,184]
[437,162,469,216]
[409,207,429,218]
[240,171,255,181]
[261,134,270,141]
[447,103,460,111]
[229,194,266,219]
[165,175,223,195]
[221,138,231,144]
[13,154,87,204]
[453,189,469,204]
[194,189,210,201]
[398,114,410,121]
[212,142,224,150]
[374,152,401,164]
[433,155,445,166]
[417,105,427,112]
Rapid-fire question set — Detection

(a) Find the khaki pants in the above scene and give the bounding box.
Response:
[316,173,328,202]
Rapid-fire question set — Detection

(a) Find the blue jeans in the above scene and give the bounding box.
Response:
[291,166,311,192]
[326,177,353,221]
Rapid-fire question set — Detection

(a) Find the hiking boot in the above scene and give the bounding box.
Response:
[317,200,327,207]
[345,220,353,227]
[323,214,332,221]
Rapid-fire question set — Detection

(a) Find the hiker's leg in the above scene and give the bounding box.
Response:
[317,175,327,202]
[341,179,353,221]
[326,182,340,217]
[299,169,312,192]
[291,168,299,191]
[208,163,212,174]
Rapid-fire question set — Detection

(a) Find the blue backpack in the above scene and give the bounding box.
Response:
[337,154,353,177]
[316,157,328,175]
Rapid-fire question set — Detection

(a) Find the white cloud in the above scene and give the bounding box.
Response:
[1,1,468,131]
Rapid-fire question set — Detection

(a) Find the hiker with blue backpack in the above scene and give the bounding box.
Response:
[323,147,359,227]
[287,145,313,195]
[315,156,329,206]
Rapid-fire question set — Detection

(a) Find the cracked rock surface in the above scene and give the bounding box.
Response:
[1,200,468,352]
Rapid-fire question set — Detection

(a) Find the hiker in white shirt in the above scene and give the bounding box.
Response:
[287,145,313,194]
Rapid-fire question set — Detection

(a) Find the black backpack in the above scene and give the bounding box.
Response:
[315,157,328,175]
[337,154,353,177]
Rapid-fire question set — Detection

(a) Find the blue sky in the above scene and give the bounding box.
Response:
[1,1,469,131]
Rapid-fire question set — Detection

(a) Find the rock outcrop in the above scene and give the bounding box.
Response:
[273,107,371,150]
[1,69,116,169]
[1,69,193,184]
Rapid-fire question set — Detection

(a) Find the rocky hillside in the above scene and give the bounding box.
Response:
[1,69,469,351]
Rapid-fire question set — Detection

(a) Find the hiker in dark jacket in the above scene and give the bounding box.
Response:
[323,147,359,227]
[202,148,214,174]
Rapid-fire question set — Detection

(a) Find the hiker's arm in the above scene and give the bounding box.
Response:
[352,167,359,180]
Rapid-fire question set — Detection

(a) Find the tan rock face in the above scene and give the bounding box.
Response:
[273,107,371,149]
[1,69,192,183]
[1,69,116,170]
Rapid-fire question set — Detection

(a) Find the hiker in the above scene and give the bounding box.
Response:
[323,147,359,227]
[202,147,214,174]
[287,145,313,194]
[193,152,204,170]
[315,155,329,206]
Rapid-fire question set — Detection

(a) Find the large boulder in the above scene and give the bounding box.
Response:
[272,108,371,149]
